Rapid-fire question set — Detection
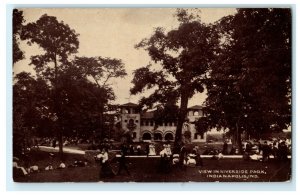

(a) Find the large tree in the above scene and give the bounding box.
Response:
[13,9,25,64]
[13,59,122,154]
[53,64,106,139]
[131,9,219,149]
[13,72,50,156]
[72,56,127,139]
[21,14,79,156]
[204,8,291,153]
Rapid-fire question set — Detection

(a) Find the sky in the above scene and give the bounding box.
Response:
[14,8,237,106]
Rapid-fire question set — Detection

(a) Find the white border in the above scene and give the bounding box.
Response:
[1,0,299,193]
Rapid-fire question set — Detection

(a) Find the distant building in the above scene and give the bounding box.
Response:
[118,103,207,142]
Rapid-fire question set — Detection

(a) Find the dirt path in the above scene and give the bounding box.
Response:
[38,146,85,155]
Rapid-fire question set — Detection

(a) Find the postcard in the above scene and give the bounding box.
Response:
[12,7,292,182]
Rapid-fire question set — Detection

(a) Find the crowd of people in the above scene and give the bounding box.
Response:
[94,142,205,178]
[94,145,131,178]
[35,136,94,148]
[13,153,90,179]
[14,136,291,180]
[243,138,291,162]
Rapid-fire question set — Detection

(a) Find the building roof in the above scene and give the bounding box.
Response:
[187,105,203,110]
[119,102,139,107]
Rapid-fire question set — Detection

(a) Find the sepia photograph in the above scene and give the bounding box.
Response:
[12,7,292,183]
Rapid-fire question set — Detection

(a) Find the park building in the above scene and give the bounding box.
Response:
[118,103,207,142]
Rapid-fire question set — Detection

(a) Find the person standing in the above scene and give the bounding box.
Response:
[99,148,115,178]
[117,151,130,175]
[145,144,150,157]
[129,145,135,155]
[158,144,172,173]
[117,145,130,175]
[193,146,203,167]
[137,145,142,155]
[278,141,288,161]
[149,143,156,156]
[179,143,187,170]
[262,141,271,162]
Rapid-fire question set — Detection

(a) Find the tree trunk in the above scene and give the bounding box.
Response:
[235,120,243,154]
[58,126,63,158]
[53,54,63,158]
[174,92,189,152]
[99,102,104,141]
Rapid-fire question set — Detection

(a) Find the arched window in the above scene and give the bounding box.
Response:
[142,132,152,140]
[193,111,199,116]
[164,133,174,141]
[154,133,162,141]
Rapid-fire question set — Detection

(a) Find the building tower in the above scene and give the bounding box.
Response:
[119,103,141,142]
[186,105,207,142]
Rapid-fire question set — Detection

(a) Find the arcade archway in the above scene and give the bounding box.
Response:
[154,132,163,141]
[142,132,152,140]
[164,132,174,141]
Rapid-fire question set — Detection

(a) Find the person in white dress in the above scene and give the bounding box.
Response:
[148,143,156,156]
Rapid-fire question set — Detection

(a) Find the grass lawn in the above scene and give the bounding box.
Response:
[13,150,291,183]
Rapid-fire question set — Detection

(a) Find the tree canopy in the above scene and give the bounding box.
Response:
[13,72,51,156]
[13,8,292,156]
[13,9,25,64]
[131,9,220,147]
[15,13,127,156]
[202,8,291,152]
[21,14,79,73]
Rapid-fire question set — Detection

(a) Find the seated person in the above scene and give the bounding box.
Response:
[45,164,53,171]
[186,154,197,166]
[28,165,39,173]
[58,162,66,169]
[172,154,180,165]
[13,161,28,177]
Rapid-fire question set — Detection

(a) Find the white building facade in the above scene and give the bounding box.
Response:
[119,103,207,142]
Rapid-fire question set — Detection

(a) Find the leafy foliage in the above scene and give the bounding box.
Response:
[21,14,79,73]
[13,72,51,156]
[13,9,25,64]
[152,103,180,127]
[194,115,211,136]
[131,9,219,145]
[16,14,127,157]
[73,56,127,89]
[203,8,291,151]
[19,14,80,156]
